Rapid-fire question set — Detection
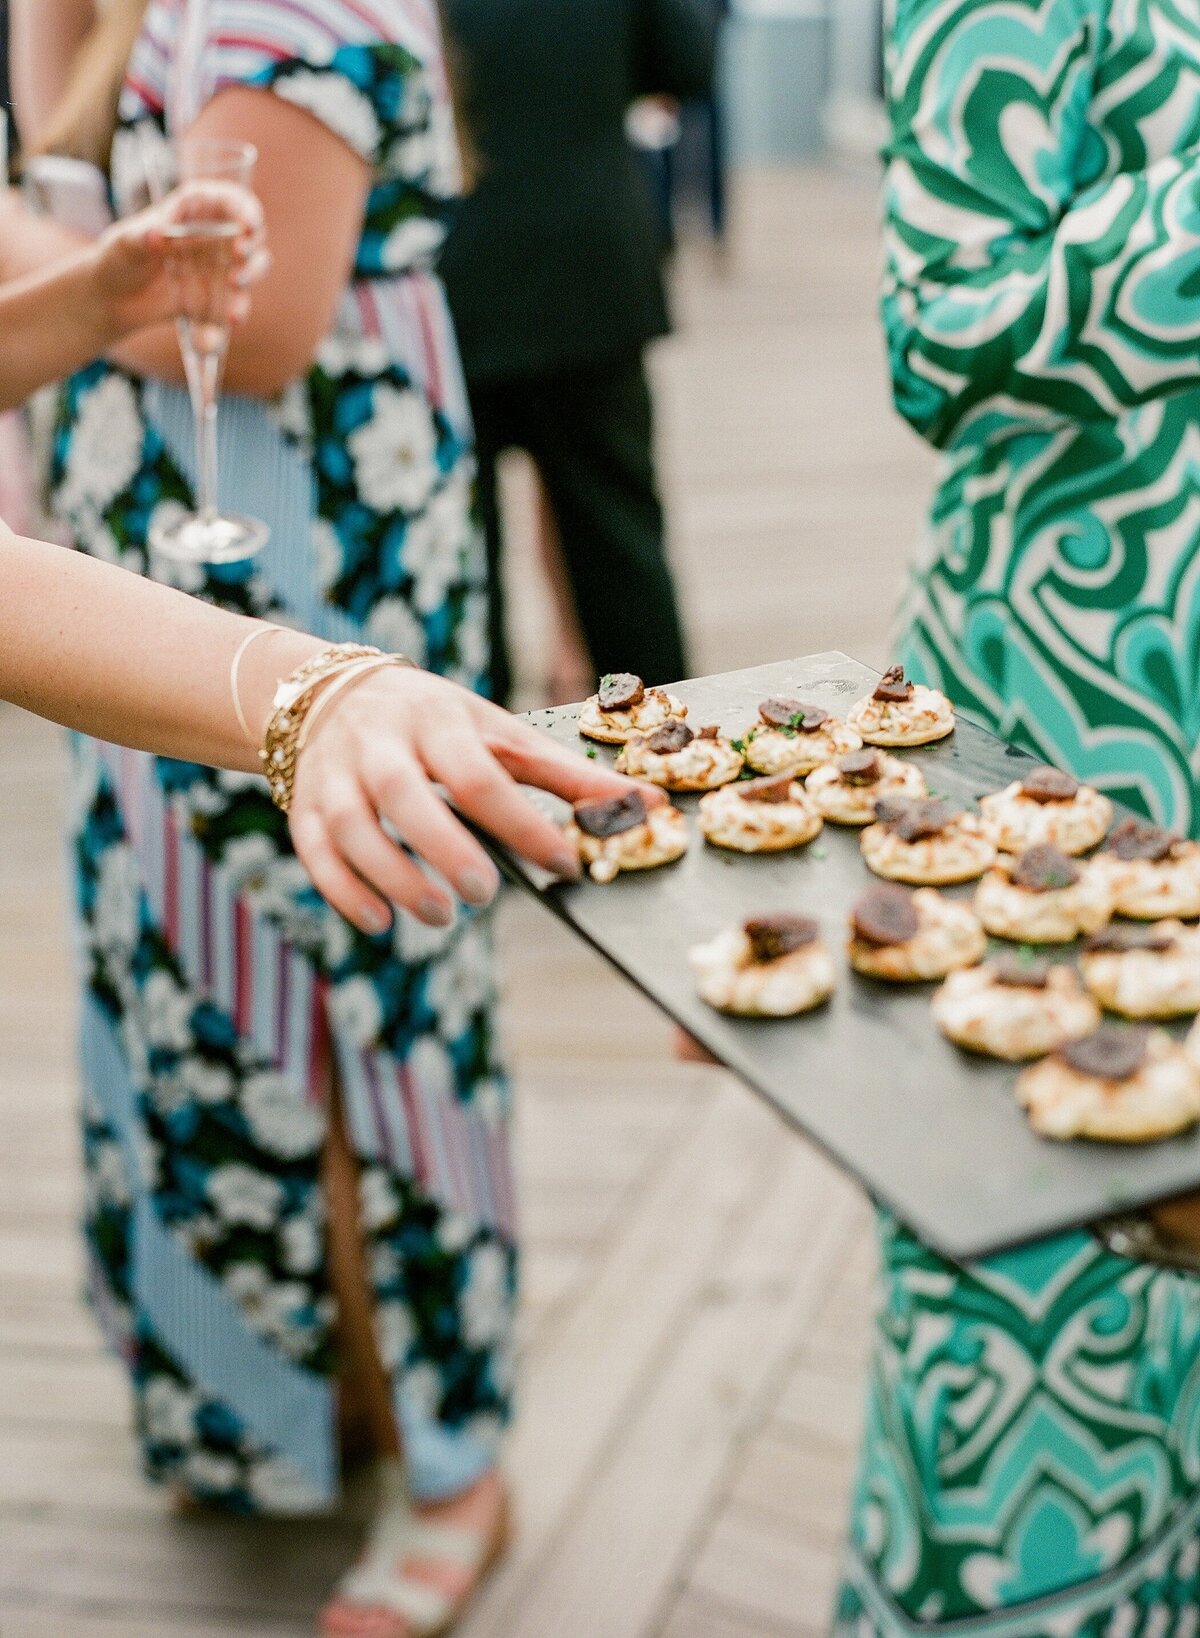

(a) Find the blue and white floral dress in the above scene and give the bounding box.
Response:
[50,0,515,1515]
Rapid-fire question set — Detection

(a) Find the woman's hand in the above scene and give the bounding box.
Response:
[92,180,269,339]
[288,668,653,934]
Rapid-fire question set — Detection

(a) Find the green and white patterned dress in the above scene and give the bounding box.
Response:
[836,0,1200,1630]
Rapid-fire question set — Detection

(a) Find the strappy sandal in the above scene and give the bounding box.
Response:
[320,1462,511,1638]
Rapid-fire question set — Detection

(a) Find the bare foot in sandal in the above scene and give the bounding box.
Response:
[320,1463,510,1638]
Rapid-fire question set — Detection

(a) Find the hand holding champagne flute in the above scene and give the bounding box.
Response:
[143,135,271,566]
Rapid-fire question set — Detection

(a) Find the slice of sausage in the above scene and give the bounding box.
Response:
[573,790,648,839]
[598,672,645,712]
[851,883,921,945]
[758,698,828,732]
[1059,1026,1149,1082]
[873,664,914,704]
[838,749,883,786]
[1083,924,1177,954]
[745,913,820,964]
[1020,767,1081,804]
[1105,817,1177,863]
[1009,844,1081,893]
[875,797,958,843]
[738,772,796,805]
[644,719,694,755]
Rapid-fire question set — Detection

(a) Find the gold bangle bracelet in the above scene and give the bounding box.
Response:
[229,623,285,745]
[295,655,406,755]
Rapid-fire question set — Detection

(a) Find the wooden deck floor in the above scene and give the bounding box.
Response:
[0,167,932,1637]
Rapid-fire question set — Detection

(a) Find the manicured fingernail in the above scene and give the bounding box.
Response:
[363,906,392,935]
[459,868,498,907]
[550,848,582,880]
[418,896,454,927]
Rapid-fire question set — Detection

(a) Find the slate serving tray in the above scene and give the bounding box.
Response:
[491,652,1200,1261]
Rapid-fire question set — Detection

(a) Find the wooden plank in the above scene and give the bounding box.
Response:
[0,1609,304,1638]
[0,1422,159,1512]
[725,1428,856,1546]
[456,1079,784,1633]
[0,1351,129,1430]
[466,1147,861,1638]
[686,1508,844,1631]
[0,1512,356,1621]
[770,1357,867,1452]
[659,1590,820,1638]
[0,1287,98,1353]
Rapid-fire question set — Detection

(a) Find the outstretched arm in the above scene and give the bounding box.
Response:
[884,0,1200,448]
[1,530,637,930]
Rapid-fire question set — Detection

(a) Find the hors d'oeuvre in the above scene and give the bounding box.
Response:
[741,698,861,777]
[615,718,743,792]
[564,790,688,884]
[1093,818,1200,920]
[578,672,686,744]
[847,882,986,982]
[698,771,823,853]
[931,956,1100,1061]
[691,913,836,1017]
[979,767,1112,856]
[1016,1025,1200,1143]
[860,797,995,886]
[974,844,1113,944]
[1080,921,1200,1019]
[846,664,955,747]
[806,747,926,826]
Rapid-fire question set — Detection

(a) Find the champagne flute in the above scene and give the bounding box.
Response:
[145,135,270,565]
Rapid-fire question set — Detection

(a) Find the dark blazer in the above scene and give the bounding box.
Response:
[438,0,717,383]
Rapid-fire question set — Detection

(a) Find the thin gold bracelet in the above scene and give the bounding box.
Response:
[229,623,285,745]
[295,655,406,755]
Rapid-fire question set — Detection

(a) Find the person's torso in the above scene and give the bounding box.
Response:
[930,0,1200,522]
[437,0,672,379]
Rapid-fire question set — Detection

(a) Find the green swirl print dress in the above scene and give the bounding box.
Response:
[836,0,1200,1631]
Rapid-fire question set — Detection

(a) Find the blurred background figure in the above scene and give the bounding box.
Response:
[438,0,718,705]
[630,0,731,255]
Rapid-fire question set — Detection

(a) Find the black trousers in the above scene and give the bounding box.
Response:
[468,350,689,706]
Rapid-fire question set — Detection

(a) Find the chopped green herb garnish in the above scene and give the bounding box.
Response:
[1018,944,1038,965]
[730,736,746,755]
[585,746,597,759]
[811,844,828,859]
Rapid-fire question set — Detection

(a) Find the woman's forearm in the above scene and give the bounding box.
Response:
[8,0,94,150]
[0,249,114,408]
[0,528,322,768]
[0,190,94,282]
[110,323,307,397]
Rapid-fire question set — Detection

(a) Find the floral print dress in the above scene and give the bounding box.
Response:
[52,0,514,1514]
[838,0,1200,1629]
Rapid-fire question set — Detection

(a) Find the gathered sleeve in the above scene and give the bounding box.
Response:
[883,0,1200,449]
[181,0,459,272]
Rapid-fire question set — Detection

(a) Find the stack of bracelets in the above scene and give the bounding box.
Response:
[230,629,416,812]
